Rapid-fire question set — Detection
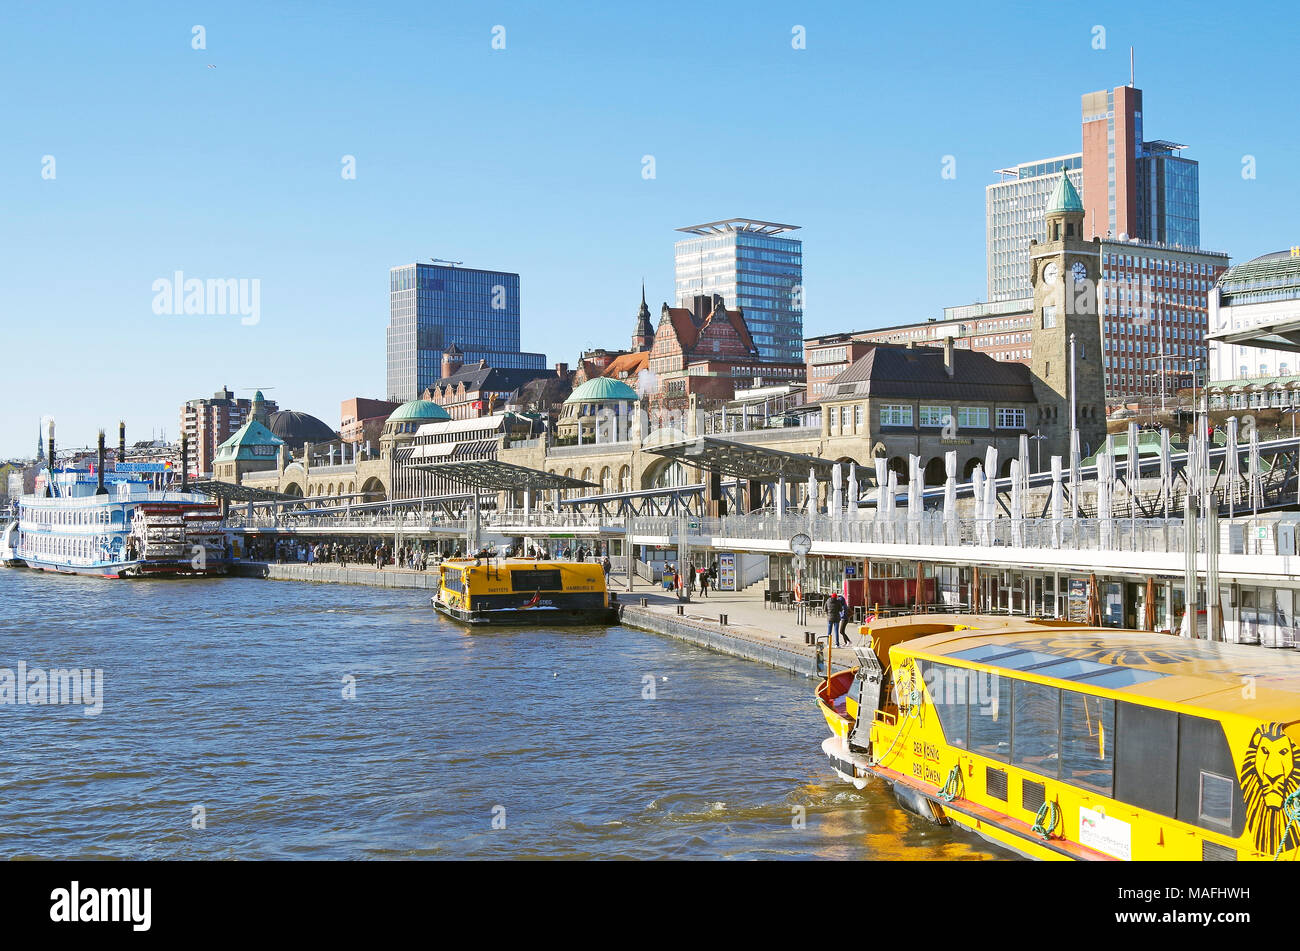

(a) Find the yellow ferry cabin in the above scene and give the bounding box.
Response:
[431,558,620,626]
[817,614,1300,861]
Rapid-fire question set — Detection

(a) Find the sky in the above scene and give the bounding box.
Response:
[2,0,1297,457]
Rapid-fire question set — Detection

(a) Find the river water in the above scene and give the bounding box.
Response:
[0,571,1007,859]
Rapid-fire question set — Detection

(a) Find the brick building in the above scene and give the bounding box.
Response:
[646,293,803,417]
[340,397,401,446]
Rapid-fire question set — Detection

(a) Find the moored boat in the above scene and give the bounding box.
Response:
[16,427,228,579]
[431,558,620,626]
[817,613,1300,861]
[1,520,23,568]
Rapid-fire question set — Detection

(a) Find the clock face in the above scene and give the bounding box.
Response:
[1072,261,1088,285]
[1042,262,1059,286]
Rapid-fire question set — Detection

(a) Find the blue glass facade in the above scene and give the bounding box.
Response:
[386,263,547,402]
[1137,154,1200,249]
[674,229,803,362]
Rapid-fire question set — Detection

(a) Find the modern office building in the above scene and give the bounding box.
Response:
[386,262,547,403]
[180,386,279,478]
[1081,85,1199,249]
[987,83,1200,301]
[986,155,1084,302]
[1099,237,1228,403]
[674,219,803,363]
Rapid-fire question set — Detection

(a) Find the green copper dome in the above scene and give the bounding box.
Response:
[563,377,639,404]
[214,419,284,462]
[1045,173,1084,214]
[388,399,451,423]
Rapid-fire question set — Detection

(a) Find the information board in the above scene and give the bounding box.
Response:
[718,552,736,591]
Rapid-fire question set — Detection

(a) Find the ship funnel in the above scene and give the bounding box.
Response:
[45,420,55,496]
[118,420,126,465]
[95,430,108,495]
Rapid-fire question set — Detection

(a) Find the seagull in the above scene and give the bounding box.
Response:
[207,64,216,68]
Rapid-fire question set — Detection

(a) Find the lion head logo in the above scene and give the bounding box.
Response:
[1240,723,1300,855]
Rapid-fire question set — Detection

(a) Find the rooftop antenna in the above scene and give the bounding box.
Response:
[1129,47,1134,87]
[431,258,463,267]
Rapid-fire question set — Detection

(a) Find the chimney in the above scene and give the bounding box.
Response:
[943,336,955,377]
[96,430,108,495]
[555,362,569,378]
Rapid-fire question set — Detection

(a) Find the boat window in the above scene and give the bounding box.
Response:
[1177,714,1245,836]
[443,568,463,594]
[998,651,1069,670]
[1060,691,1115,795]
[1011,681,1060,777]
[968,672,1011,763]
[1199,772,1235,826]
[1115,702,1178,817]
[950,645,1025,664]
[511,569,564,592]
[1028,658,1111,680]
[919,661,969,749]
[1073,666,1162,689]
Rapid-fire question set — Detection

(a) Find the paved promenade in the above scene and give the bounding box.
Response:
[618,585,857,678]
[233,561,441,589]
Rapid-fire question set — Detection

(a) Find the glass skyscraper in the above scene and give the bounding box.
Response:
[386,262,547,403]
[673,219,803,362]
[1136,145,1200,248]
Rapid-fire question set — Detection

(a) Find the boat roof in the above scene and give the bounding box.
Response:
[883,615,1300,722]
[440,558,599,567]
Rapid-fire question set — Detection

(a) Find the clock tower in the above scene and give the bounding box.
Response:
[1028,174,1106,460]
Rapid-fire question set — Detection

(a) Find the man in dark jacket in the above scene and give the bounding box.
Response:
[825,593,844,645]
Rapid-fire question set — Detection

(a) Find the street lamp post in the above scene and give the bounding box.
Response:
[1030,430,1046,473]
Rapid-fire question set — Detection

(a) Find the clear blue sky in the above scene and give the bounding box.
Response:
[2,0,1295,457]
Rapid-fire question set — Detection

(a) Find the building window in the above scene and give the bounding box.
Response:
[957,407,989,429]
[879,404,913,427]
[920,405,949,428]
[996,408,1026,429]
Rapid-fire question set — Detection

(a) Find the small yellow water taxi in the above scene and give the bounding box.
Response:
[431,558,620,626]
[816,614,1300,861]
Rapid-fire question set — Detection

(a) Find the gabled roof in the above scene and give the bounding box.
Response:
[602,350,649,379]
[656,301,757,357]
[823,344,1036,402]
[429,365,550,395]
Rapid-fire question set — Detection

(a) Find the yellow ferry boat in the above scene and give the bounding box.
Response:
[431,558,620,626]
[816,614,1300,861]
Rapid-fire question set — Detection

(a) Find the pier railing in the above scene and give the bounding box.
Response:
[220,506,1286,558]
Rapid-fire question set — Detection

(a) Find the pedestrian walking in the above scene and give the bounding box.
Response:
[699,566,709,598]
[825,592,846,646]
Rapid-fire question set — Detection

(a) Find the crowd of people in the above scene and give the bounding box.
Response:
[242,539,441,570]
[242,538,617,574]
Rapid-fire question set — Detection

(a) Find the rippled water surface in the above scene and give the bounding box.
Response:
[0,571,1008,859]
